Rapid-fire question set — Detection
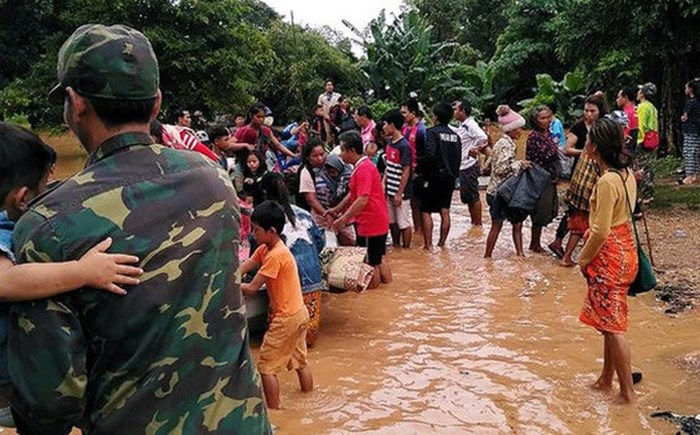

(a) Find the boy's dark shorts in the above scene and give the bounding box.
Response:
[357,233,387,266]
[459,165,480,204]
[419,177,455,213]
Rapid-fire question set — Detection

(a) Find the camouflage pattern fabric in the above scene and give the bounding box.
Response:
[48,24,159,104]
[9,132,271,434]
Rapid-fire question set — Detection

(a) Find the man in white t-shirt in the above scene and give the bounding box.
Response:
[453,100,488,226]
[317,79,341,143]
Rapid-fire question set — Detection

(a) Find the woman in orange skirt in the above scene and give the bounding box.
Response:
[578,118,639,404]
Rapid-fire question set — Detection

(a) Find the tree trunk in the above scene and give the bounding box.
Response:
[658,0,700,157]
[661,58,688,157]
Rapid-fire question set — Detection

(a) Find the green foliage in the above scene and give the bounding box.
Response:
[517,71,586,125]
[490,0,570,103]
[651,184,700,211]
[552,0,700,153]
[410,0,507,61]
[4,114,31,129]
[0,79,32,118]
[0,0,360,127]
[431,60,503,117]
[649,157,700,210]
[3,0,699,139]
[344,10,457,104]
[258,22,363,123]
[366,100,397,121]
[651,156,684,179]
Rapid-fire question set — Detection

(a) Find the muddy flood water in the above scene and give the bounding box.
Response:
[32,136,700,434]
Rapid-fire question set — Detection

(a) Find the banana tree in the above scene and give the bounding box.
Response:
[517,70,587,125]
[344,10,457,104]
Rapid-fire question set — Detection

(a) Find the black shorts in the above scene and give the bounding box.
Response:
[357,233,387,267]
[411,175,423,206]
[486,194,507,222]
[459,165,480,204]
[419,177,455,213]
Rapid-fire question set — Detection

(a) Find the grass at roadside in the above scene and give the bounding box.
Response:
[651,156,683,179]
[651,184,700,210]
[649,156,700,210]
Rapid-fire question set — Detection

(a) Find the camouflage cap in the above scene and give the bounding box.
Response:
[48,24,159,105]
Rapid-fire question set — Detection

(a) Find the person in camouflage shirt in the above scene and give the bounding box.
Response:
[9,24,271,434]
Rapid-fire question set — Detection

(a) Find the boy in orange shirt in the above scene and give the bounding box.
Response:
[240,201,313,409]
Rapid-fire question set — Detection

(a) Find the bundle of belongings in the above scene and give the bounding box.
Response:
[495,165,558,225]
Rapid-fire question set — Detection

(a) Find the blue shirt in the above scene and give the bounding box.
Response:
[550,118,566,149]
[0,212,15,263]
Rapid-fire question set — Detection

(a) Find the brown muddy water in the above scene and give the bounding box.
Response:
[32,134,700,434]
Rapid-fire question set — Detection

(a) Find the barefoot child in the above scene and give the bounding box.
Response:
[240,201,313,409]
[0,123,142,425]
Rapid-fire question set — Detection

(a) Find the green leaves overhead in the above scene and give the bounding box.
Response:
[346,9,457,104]
[0,0,361,126]
[517,72,586,125]
[2,0,699,151]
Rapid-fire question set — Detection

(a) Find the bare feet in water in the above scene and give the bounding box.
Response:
[612,392,636,405]
[590,380,613,395]
[559,258,576,267]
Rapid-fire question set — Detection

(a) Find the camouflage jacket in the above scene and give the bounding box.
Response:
[10,132,271,434]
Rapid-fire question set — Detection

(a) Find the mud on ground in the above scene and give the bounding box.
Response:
[645,208,700,314]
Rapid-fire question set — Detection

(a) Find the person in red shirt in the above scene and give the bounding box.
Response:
[616,87,639,154]
[329,130,392,289]
[233,103,295,171]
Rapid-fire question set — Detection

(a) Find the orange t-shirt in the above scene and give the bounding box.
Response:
[252,241,304,317]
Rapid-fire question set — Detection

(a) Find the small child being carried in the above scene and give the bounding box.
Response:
[0,123,142,425]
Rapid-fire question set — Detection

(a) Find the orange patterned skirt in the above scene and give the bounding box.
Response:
[303,290,322,347]
[579,223,638,334]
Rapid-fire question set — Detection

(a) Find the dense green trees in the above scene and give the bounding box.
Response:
[0,0,362,126]
[552,0,700,152]
[355,0,699,152]
[2,0,699,153]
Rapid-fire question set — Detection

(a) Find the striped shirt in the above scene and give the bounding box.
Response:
[385,137,413,199]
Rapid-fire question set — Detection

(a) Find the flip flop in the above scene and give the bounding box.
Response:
[632,372,643,384]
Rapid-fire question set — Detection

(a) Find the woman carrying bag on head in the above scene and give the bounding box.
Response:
[578,118,639,405]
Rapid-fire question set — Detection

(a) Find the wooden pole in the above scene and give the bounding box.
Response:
[641,208,655,266]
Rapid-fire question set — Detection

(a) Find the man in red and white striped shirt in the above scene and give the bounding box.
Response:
[174,109,205,150]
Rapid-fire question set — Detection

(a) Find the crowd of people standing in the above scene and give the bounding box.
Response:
[1,22,699,433]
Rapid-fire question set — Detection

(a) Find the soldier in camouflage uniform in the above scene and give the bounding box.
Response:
[9,24,271,434]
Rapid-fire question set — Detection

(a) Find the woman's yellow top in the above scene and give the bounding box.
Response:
[579,169,637,268]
